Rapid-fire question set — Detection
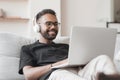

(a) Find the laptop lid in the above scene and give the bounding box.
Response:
[68,27,117,65]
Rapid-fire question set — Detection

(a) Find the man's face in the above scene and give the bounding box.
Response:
[38,14,59,40]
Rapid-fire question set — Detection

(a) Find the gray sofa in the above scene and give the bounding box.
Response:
[0,32,119,80]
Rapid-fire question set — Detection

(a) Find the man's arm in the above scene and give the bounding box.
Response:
[23,64,51,80]
[23,59,68,80]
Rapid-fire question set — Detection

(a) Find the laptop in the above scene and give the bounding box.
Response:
[52,27,117,68]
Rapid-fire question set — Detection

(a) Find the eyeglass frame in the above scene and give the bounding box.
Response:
[38,21,60,28]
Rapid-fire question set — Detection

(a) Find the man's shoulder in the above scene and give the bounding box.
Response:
[54,42,69,46]
[54,42,69,48]
[21,40,39,49]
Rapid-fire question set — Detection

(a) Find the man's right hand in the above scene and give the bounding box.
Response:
[51,59,68,68]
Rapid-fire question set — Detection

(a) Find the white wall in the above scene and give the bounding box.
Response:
[0,0,118,37]
[0,0,29,18]
[0,0,29,37]
[0,21,29,36]
[61,0,113,36]
[0,0,61,38]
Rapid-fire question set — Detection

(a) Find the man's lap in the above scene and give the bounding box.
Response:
[48,68,86,80]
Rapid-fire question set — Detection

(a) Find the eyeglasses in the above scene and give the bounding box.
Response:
[40,21,60,28]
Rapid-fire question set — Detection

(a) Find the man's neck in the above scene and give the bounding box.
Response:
[39,37,52,44]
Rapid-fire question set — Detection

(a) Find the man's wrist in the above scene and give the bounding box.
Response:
[51,64,53,67]
[50,64,54,69]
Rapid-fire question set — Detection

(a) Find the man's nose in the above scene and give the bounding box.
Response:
[50,24,57,29]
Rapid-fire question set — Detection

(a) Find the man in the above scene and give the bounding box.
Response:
[19,9,120,80]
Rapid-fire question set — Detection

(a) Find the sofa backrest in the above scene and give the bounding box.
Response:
[0,33,34,80]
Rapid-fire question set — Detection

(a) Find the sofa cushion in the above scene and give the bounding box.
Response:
[0,33,35,80]
[114,37,120,73]
[0,33,34,58]
[0,55,25,80]
[114,37,120,61]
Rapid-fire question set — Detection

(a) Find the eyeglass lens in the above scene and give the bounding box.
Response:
[45,21,60,27]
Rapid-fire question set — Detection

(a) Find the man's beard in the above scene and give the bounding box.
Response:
[40,29,58,40]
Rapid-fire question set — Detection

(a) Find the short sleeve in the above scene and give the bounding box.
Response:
[18,45,36,74]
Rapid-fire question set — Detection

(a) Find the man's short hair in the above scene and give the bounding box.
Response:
[36,9,56,22]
